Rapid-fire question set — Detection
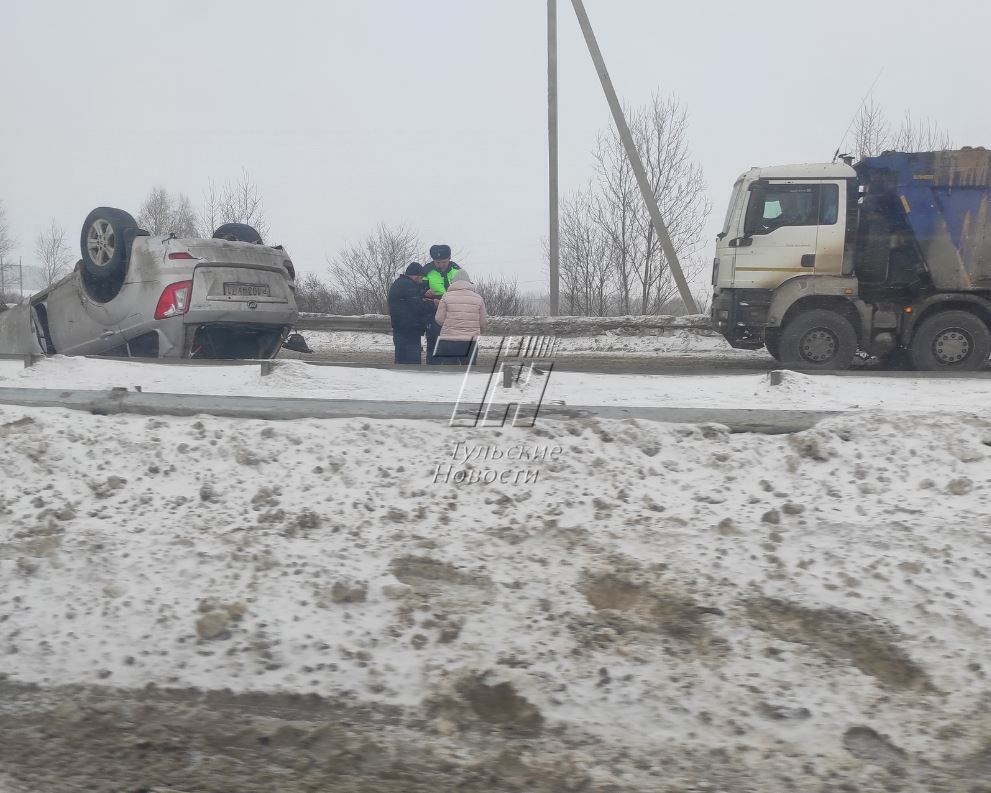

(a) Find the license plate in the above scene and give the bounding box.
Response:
[223,282,270,297]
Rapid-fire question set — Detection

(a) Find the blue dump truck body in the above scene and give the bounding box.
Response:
[856,149,991,291]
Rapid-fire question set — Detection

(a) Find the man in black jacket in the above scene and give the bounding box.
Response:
[387,262,433,364]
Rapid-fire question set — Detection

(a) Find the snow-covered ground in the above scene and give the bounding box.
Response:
[1,404,990,789]
[3,351,991,789]
[3,355,991,413]
[295,327,753,357]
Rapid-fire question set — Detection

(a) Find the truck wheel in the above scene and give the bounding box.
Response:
[910,310,991,371]
[764,330,782,361]
[779,309,857,370]
[80,207,137,284]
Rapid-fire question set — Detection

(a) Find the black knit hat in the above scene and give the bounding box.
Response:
[429,244,451,260]
[404,262,424,276]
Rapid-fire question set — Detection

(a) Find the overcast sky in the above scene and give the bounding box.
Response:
[2,0,989,293]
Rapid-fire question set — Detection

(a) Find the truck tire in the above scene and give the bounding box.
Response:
[909,310,991,371]
[778,309,857,370]
[764,330,782,361]
[80,207,137,285]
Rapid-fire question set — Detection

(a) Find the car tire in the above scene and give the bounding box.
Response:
[909,310,991,371]
[779,309,857,370]
[213,223,263,244]
[80,207,137,285]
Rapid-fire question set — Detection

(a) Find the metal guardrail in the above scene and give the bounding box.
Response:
[0,386,831,433]
[295,313,716,336]
[0,353,39,367]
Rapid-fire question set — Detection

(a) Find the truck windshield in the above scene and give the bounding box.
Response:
[720,178,744,237]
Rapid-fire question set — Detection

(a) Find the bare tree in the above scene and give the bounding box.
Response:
[590,124,637,314]
[35,220,72,287]
[892,111,952,152]
[171,193,199,237]
[570,93,710,316]
[0,199,17,300]
[853,99,952,158]
[0,199,13,259]
[137,187,199,237]
[294,272,346,314]
[475,274,526,316]
[853,97,891,159]
[559,185,612,316]
[328,223,421,314]
[200,170,270,240]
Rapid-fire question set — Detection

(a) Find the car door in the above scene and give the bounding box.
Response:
[732,180,841,287]
[44,275,123,356]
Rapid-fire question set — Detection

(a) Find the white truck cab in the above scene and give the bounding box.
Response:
[715,162,855,290]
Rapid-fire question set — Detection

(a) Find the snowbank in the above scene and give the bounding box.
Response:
[1,405,990,789]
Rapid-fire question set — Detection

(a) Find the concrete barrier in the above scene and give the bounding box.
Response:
[296,313,717,337]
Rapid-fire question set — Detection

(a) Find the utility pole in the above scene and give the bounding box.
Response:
[547,0,560,316]
[570,0,698,314]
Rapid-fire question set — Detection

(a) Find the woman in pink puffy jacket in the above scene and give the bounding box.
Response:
[433,269,487,365]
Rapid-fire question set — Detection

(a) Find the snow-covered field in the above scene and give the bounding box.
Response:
[1,398,991,789]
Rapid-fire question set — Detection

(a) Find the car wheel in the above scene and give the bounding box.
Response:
[779,309,857,370]
[213,223,263,244]
[910,310,991,371]
[80,207,137,286]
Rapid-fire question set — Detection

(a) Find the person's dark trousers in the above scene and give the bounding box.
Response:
[392,329,422,364]
[434,339,477,365]
[425,321,442,364]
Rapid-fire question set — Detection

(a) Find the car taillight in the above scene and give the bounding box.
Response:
[154,280,193,320]
[168,252,195,260]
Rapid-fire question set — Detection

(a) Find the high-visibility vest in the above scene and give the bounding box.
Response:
[423,261,460,296]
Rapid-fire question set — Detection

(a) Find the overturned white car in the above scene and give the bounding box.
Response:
[0,208,300,359]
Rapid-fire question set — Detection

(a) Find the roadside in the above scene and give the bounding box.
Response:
[1,406,990,791]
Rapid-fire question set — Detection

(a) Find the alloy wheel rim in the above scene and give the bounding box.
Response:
[86,219,116,266]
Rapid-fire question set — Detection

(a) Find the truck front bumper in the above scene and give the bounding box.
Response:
[711,288,774,349]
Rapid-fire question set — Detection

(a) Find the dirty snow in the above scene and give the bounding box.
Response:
[1,404,991,789]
